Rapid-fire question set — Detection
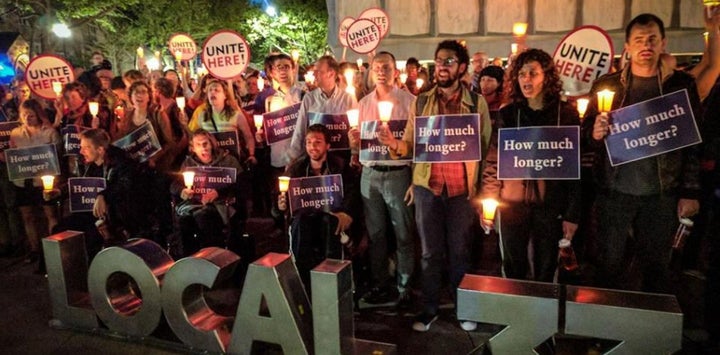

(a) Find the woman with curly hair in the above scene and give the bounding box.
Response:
[480,48,581,282]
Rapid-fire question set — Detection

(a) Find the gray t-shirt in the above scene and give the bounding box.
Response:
[613,75,662,196]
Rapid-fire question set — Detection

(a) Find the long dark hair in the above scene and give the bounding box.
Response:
[505,48,563,108]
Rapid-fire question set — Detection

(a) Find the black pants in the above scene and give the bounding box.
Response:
[290,209,342,291]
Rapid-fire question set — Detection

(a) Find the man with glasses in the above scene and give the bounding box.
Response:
[378,40,491,332]
[469,51,490,93]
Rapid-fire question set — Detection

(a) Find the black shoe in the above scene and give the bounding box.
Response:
[361,286,397,305]
[412,311,438,332]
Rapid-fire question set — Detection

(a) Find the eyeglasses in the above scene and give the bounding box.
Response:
[274,64,292,71]
[434,57,458,67]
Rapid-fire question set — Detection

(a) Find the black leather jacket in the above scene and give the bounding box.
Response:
[581,64,702,200]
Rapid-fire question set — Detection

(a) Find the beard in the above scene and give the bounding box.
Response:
[436,71,458,88]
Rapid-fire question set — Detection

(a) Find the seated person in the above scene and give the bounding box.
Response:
[172,129,245,257]
[53,128,153,257]
[279,124,360,289]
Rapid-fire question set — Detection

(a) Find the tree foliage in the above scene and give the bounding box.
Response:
[0,0,329,70]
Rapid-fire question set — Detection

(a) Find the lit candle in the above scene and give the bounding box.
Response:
[378,101,393,123]
[344,69,355,87]
[114,105,125,119]
[513,22,528,36]
[511,43,519,55]
[182,171,195,189]
[597,89,615,113]
[576,98,589,118]
[278,176,290,193]
[88,101,99,117]
[304,71,315,85]
[174,50,182,62]
[175,97,186,110]
[41,175,55,191]
[346,109,359,128]
[481,198,499,221]
[154,50,160,59]
[415,78,424,90]
[345,85,356,97]
[52,81,63,97]
[704,0,720,5]
[257,77,265,91]
[399,73,408,85]
[136,47,144,58]
[291,49,300,63]
[356,58,363,68]
[253,115,264,129]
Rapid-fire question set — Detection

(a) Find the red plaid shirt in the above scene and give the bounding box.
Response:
[428,86,467,197]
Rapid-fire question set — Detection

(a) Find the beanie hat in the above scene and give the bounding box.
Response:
[479,65,504,84]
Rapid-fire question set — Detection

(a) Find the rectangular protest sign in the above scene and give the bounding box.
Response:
[287,174,344,216]
[211,130,240,157]
[5,144,61,180]
[308,112,350,150]
[112,122,161,163]
[68,177,106,213]
[413,114,481,162]
[497,126,580,180]
[184,166,237,204]
[61,124,84,156]
[263,103,300,145]
[359,119,411,162]
[605,89,701,166]
[0,121,20,151]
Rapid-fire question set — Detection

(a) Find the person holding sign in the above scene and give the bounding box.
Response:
[281,124,360,291]
[480,49,581,283]
[348,51,416,308]
[286,55,357,164]
[377,40,492,332]
[172,129,244,257]
[582,14,702,293]
[78,128,153,244]
[188,79,256,166]
[2,79,31,122]
[8,99,61,265]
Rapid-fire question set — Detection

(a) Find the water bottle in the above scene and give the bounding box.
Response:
[558,238,579,271]
[672,217,694,250]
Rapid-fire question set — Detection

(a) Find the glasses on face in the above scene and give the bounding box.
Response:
[274,64,292,71]
[434,57,458,67]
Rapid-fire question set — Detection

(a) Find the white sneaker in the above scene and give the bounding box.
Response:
[460,320,477,331]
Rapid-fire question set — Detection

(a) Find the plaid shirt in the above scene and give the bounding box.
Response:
[428,87,467,197]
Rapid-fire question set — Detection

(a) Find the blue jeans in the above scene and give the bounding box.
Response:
[414,186,476,314]
[361,166,415,293]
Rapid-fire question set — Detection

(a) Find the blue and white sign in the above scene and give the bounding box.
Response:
[308,112,350,150]
[68,177,106,213]
[185,166,237,204]
[287,174,344,216]
[61,124,85,156]
[605,89,701,166]
[413,114,481,162]
[263,103,300,145]
[211,130,240,157]
[359,119,410,162]
[0,121,20,151]
[112,122,161,163]
[498,126,580,180]
[5,144,61,180]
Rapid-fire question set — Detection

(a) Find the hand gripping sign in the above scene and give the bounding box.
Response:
[552,26,614,97]
[25,54,75,100]
[168,33,198,61]
[201,30,251,80]
[345,18,382,54]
